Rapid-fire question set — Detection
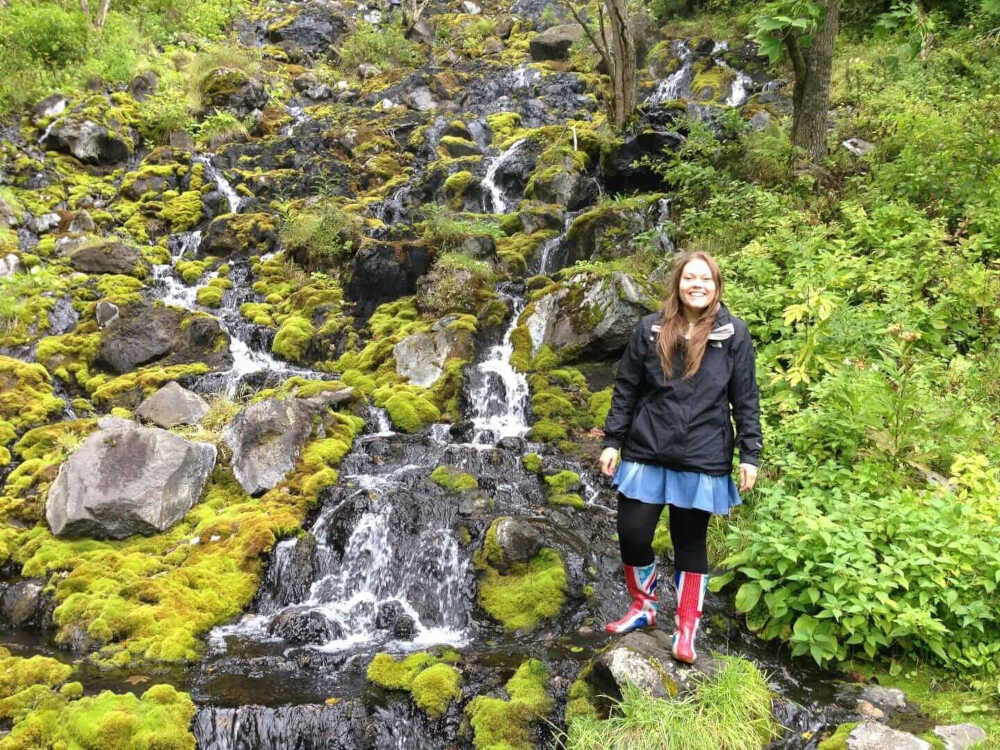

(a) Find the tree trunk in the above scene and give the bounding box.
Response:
[96,0,111,28]
[789,0,840,161]
[604,0,636,128]
[80,0,91,17]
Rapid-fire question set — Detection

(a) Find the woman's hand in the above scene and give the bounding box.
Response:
[599,447,620,477]
[738,463,758,493]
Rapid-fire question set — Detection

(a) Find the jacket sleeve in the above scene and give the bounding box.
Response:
[602,321,647,450]
[728,325,763,466]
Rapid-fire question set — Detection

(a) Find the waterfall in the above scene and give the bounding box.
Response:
[481,138,527,214]
[193,155,245,214]
[465,284,531,441]
[646,41,694,105]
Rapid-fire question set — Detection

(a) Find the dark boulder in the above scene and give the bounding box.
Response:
[200,213,278,256]
[529,24,583,61]
[69,241,149,278]
[267,5,347,60]
[40,118,132,165]
[1,580,52,628]
[346,241,432,320]
[199,68,269,118]
[375,600,416,639]
[268,607,342,644]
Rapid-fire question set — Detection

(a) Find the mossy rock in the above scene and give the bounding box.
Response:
[430,465,478,492]
[465,659,553,750]
[0,356,66,433]
[475,544,567,631]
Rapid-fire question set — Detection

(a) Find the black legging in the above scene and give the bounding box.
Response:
[616,494,710,573]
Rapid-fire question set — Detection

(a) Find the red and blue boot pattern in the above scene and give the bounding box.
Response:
[671,571,708,663]
[605,562,658,634]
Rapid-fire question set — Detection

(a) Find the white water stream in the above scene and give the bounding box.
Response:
[481,138,527,214]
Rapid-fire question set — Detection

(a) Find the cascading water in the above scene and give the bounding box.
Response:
[193,155,245,214]
[465,283,531,441]
[481,138,527,214]
[647,41,695,104]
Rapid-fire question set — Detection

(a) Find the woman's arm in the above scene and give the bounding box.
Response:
[602,321,648,452]
[728,324,763,470]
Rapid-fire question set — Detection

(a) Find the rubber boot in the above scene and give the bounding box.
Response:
[605,562,657,634]
[671,571,708,663]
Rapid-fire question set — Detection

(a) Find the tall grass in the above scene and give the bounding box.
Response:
[563,656,777,750]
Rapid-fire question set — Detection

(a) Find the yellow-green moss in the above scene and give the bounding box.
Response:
[367,651,437,690]
[544,470,584,508]
[486,111,522,145]
[0,356,66,432]
[817,722,860,750]
[175,259,209,285]
[521,453,543,473]
[476,545,567,631]
[412,663,462,718]
[0,405,363,669]
[431,464,478,492]
[90,363,212,409]
[564,673,599,722]
[159,190,204,232]
[464,659,553,750]
[272,315,315,362]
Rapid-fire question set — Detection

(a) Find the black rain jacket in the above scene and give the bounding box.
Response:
[602,304,763,475]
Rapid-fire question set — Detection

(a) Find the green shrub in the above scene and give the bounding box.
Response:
[1,5,91,69]
[190,111,249,149]
[338,22,423,73]
[716,457,1000,671]
[280,199,363,271]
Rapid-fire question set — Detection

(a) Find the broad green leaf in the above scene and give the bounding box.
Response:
[735,582,763,613]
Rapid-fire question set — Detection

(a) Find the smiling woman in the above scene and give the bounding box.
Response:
[598,251,762,663]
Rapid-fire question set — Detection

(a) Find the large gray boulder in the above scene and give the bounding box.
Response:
[529,24,584,61]
[522,271,656,362]
[40,118,132,164]
[933,724,987,750]
[46,422,216,539]
[267,4,347,59]
[223,398,315,496]
[592,630,718,700]
[394,321,474,388]
[847,722,930,750]
[69,242,149,278]
[136,381,211,428]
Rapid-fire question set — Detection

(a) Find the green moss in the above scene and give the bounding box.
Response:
[476,545,567,631]
[431,465,478,492]
[411,663,462,718]
[36,329,101,388]
[444,170,475,208]
[175,259,209,285]
[564,673,599,723]
[0,356,66,433]
[196,285,223,307]
[543,470,584,508]
[522,453,543,473]
[0,405,363,669]
[465,659,553,750]
[272,315,315,362]
[817,722,859,750]
[529,419,567,442]
[438,136,480,158]
[90,362,211,409]
[367,651,437,690]
[159,191,203,232]
[378,388,441,433]
[486,112,522,145]
[589,387,613,427]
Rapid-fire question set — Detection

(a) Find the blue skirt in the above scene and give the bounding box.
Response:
[612,459,741,516]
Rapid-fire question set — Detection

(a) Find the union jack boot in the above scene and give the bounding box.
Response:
[671,571,708,663]
[605,562,658,634]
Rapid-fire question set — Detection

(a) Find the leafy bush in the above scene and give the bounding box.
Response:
[1,5,91,69]
[421,204,503,251]
[338,22,423,73]
[715,458,1000,672]
[190,111,249,149]
[279,199,363,271]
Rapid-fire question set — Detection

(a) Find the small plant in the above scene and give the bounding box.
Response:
[338,22,423,73]
[279,199,363,271]
[190,111,249,149]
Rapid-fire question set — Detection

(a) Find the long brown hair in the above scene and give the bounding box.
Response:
[657,251,722,379]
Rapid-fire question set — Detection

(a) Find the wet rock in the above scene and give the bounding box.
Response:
[858,685,906,710]
[406,19,434,46]
[462,0,481,13]
[934,724,987,750]
[529,24,583,61]
[481,36,504,55]
[0,253,20,278]
[30,212,62,234]
[602,127,684,192]
[95,300,119,327]
[200,213,278,256]
[69,241,149,278]
[267,4,347,60]
[47,296,78,336]
[592,630,714,700]
[128,71,159,101]
[847,722,930,749]
[193,701,375,750]
[33,93,68,123]
[855,699,884,719]
[564,196,665,263]
[522,271,655,362]
[46,422,216,539]
[497,436,526,452]
[494,518,544,569]
[439,137,481,158]
[394,324,474,388]
[168,130,195,149]
[749,110,772,130]
[406,86,437,112]
[67,210,95,234]
[376,600,416,639]
[358,63,382,80]
[40,118,132,164]
[97,301,232,376]
[136,381,211,428]
[268,607,342,644]
[346,241,432,320]
[843,137,875,156]
[199,68,269,118]
[223,398,316,495]
[0,580,47,627]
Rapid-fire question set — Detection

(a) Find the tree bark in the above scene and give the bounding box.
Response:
[604,0,636,128]
[96,0,111,28]
[787,0,840,161]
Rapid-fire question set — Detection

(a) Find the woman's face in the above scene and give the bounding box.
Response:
[678,258,717,313]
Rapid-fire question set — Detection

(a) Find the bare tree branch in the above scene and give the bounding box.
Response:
[96,0,111,28]
[564,1,611,72]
